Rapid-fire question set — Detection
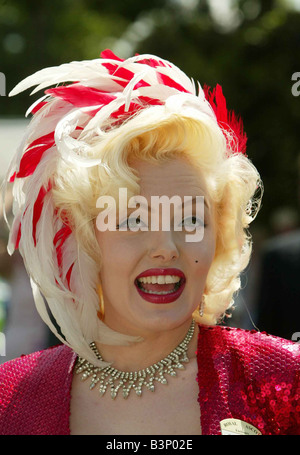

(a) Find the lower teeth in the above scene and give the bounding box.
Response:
[138,282,181,295]
[141,289,174,295]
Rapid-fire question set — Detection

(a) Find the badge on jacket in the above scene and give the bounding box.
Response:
[220,418,262,435]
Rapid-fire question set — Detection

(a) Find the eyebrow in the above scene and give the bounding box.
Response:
[127,196,209,212]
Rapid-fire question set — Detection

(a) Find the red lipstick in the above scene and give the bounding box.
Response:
[135,268,186,304]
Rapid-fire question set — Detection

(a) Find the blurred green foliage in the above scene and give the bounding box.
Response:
[0,0,300,233]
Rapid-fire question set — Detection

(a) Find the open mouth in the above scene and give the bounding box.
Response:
[134,268,186,304]
[135,275,183,295]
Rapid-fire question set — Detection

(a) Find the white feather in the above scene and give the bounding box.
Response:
[8,58,128,97]
[5,50,222,364]
[25,94,50,117]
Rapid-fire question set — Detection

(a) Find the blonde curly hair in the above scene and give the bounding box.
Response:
[53,111,261,326]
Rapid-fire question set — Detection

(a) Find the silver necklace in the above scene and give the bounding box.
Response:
[75,319,195,399]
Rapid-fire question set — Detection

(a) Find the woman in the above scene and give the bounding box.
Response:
[0,50,299,435]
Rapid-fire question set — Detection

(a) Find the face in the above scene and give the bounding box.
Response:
[95,157,216,337]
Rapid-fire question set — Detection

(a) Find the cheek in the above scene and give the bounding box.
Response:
[97,234,143,284]
[187,232,216,269]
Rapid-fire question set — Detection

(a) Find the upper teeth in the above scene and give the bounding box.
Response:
[138,275,181,284]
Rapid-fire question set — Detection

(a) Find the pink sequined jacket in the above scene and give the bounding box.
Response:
[0,325,299,435]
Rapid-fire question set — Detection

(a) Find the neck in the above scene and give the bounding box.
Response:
[95,319,198,372]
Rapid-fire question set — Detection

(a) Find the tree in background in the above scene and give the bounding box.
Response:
[0,0,299,232]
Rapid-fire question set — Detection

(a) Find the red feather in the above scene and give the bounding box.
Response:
[31,101,47,115]
[133,79,150,89]
[157,72,190,94]
[65,262,74,288]
[101,61,150,90]
[53,223,73,290]
[32,182,52,246]
[45,85,116,108]
[23,131,55,150]
[110,102,142,119]
[138,96,164,106]
[14,204,29,250]
[137,57,168,69]
[100,49,124,61]
[53,223,72,270]
[101,50,168,71]
[16,132,55,178]
[102,63,135,88]
[9,172,16,183]
[204,84,247,155]
[111,96,163,120]
[15,223,22,250]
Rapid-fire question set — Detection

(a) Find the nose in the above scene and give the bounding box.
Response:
[148,230,179,262]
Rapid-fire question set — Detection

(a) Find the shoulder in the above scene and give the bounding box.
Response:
[198,325,300,434]
[0,343,75,387]
[0,344,76,435]
[199,324,300,367]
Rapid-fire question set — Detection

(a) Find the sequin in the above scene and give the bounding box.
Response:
[0,325,300,435]
[0,345,76,434]
[197,325,300,435]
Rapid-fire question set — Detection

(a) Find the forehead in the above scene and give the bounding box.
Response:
[131,158,210,199]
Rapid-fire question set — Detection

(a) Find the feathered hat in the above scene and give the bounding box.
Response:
[3,50,247,365]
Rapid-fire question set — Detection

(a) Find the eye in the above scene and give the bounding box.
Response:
[181,216,205,229]
[117,215,147,230]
